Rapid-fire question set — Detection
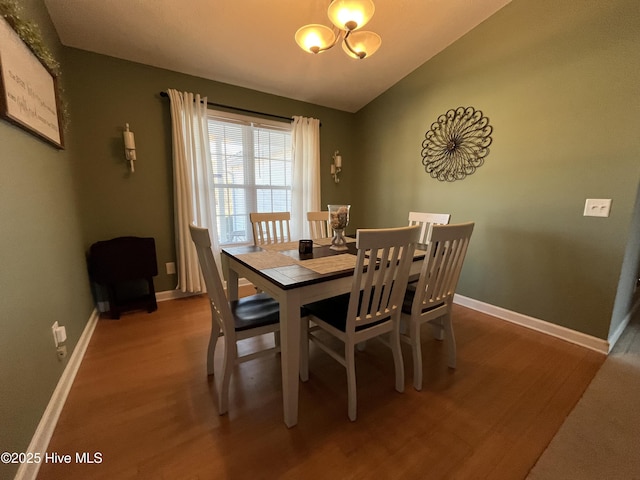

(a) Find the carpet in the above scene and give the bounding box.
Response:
[527,307,640,480]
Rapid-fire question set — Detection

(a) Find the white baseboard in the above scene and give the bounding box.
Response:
[14,308,100,480]
[608,317,630,354]
[97,289,198,312]
[156,279,254,303]
[454,294,609,354]
[156,289,200,302]
[608,295,640,353]
[167,284,609,354]
[161,287,610,354]
[100,276,256,307]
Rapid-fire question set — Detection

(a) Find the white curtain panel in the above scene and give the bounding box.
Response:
[291,116,321,239]
[167,88,219,293]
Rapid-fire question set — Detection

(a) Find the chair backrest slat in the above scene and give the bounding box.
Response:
[408,211,451,246]
[348,226,420,331]
[413,223,474,314]
[250,212,292,245]
[189,225,236,343]
[307,211,331,239]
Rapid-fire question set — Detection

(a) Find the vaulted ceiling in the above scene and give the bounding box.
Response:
[44,0,512,112]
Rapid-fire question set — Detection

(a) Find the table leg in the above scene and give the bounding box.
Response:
[225,261,239,301]
[280,291,301,428]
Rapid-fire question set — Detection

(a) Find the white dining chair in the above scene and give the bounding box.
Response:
[400,222,474,391]
[408,211,451,246]
[250,212,292,246]
[306,211,331,239]
[189,224,281,415]
[301,225,420,421]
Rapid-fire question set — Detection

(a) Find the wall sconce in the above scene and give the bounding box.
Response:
[331,150,342,183]
[123,123,137,172]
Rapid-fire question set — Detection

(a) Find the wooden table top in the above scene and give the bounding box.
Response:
[222,242,359,290]
[222,239,426,291]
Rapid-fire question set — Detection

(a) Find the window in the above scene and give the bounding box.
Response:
[208,110,292,246]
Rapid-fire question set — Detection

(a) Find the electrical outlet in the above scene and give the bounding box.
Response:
[57,345,67,359]
[583,198,612,217]
[166,262,176,275]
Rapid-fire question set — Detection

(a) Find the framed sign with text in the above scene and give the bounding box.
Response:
[0,16,64,149]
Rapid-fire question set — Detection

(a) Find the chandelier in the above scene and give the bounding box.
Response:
[295,0,381,60]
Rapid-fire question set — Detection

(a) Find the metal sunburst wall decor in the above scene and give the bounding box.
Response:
[421,106,493,182]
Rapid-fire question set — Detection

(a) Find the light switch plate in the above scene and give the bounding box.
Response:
[51,321,66,347]
[583,198,612,217]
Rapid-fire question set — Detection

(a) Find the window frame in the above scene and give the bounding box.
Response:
[207,109,293,247]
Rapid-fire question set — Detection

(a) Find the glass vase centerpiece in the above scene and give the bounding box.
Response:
[328,204,351,251]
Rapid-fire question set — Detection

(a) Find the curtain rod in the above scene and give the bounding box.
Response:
[159,91,293,123]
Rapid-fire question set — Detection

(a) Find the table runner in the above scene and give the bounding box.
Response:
[259,241,300,252]
[299,254,368,274]
[235,238,375,275]
[235,251,299,270]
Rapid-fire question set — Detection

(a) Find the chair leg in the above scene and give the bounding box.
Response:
[274,330,281,350]
[207,320,221,376]
[300,317,309,382]
[411,321,423,391]
[442,314,457,369]
[429,321,445,341]
[217,343,234,415]
[391,323,405,393]
[346,342,357,421]
[399,318,408,335]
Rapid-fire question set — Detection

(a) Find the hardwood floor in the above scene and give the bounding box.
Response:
[37,296,604,479]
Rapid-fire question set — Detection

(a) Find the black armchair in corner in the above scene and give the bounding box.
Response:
[88,236,158,319]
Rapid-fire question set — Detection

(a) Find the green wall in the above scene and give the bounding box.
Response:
[353,0,640,339]
[0,1,95,478]
[63,48,356,292]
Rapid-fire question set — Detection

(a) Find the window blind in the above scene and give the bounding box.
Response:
[207,110,292,245]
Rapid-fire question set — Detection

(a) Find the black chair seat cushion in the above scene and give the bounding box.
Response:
[304,292,391,332]
[231,293,280,331]
[402,283,444,315]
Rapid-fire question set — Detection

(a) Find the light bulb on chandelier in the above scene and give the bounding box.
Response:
[295,0,381,60]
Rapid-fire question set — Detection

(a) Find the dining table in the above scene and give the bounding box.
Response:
[221,236,426,427]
